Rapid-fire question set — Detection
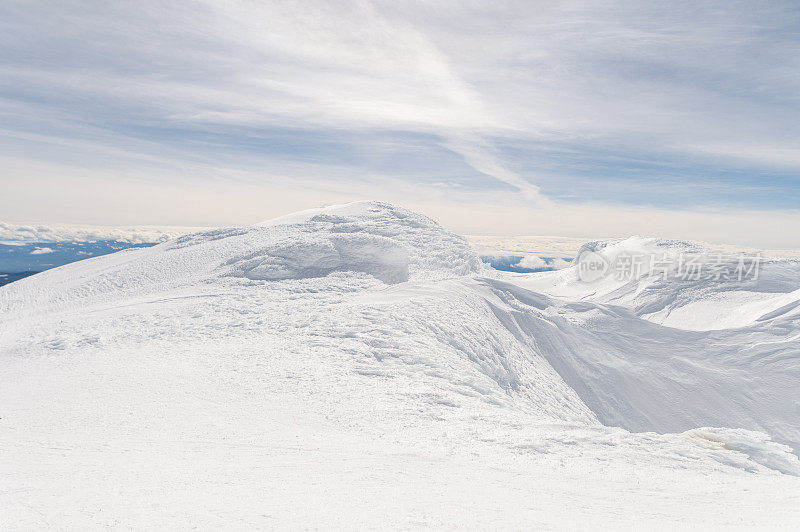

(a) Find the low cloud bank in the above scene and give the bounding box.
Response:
[0,221,206,244]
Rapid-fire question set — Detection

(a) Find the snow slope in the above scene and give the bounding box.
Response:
[506,237,800,452]
[1,202,799,529]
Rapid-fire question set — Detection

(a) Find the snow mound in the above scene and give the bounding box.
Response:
[0,201,481,316]
[173,200,480,284]
[518,236,800,331]
[217,201,479,283]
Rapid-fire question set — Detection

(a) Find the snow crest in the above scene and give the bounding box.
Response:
[0,201,481,316]
[527,236,800,331]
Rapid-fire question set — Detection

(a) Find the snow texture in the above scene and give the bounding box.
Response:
[1,201,799,529]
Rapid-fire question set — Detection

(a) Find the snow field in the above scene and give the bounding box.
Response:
[1,201,799,529]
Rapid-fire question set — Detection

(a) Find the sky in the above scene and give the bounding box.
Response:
[2,0,800,247]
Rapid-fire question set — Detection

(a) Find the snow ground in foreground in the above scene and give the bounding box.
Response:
[1,201,799,529]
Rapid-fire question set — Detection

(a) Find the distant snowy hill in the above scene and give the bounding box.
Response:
[1,201,799,529]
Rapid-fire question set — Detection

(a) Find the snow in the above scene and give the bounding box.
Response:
[467,234,800,260]
[1,201,799,529]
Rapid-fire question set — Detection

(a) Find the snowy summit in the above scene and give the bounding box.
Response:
[1,201,799,528]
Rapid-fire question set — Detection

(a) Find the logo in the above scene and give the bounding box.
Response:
[576,251,610,282]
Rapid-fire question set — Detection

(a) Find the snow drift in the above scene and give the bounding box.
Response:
[1,201,799,529]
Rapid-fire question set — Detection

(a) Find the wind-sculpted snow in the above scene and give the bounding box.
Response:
[223,233,411,284]
[1,202,799,528]
[0,201,480,317]
[479,276,800,458]
[521,236,800,331]
[501,236,800,452]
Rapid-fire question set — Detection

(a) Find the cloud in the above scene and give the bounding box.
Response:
[2,162,800,249]
[29,246,53,254]
[441,134,546,203]
[517,255,548,269]
[1,0,799,243]
[517,255,573,270]
[0,220,203,244]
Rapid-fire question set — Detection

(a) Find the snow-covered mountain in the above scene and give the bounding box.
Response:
[1,201,799,529]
